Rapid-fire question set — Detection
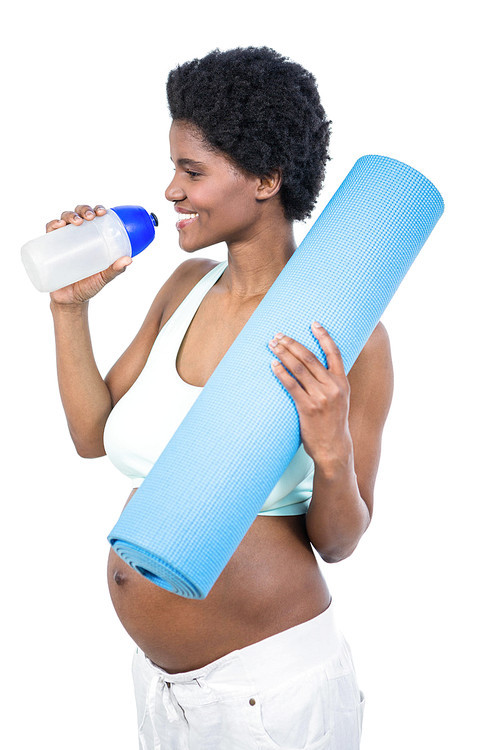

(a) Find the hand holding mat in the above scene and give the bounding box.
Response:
[108,154,444,599]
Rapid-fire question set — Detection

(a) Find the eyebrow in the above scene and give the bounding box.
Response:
[170,157,207,168]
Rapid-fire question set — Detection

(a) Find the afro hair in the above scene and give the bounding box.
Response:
[166,47,331,222]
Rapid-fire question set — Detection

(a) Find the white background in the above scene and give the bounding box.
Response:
[2,0,498,747]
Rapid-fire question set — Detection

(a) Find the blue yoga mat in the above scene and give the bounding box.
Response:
[108,155,444,598]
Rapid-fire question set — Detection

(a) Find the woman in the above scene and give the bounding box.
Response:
[48,47,393,749]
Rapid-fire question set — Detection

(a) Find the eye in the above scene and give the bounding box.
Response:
[186,170,201,178]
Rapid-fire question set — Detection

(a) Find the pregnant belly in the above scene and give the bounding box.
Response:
[107,490,331,673]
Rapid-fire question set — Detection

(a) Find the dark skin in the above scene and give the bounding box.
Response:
[50,120,394,673]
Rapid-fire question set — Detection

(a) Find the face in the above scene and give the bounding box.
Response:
[165,120,264,252]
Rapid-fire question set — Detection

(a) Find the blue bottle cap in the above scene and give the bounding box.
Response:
[111,205,158,257]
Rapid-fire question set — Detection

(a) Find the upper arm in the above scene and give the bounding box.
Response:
[104,258,214,408]
[346,321,394,520]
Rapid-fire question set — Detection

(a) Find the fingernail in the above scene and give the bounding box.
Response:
[275,332,284,339]
[85,210,94,217]
[312,321,321,328]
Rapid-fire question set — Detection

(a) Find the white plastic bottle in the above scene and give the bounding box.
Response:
[21,205,158,293]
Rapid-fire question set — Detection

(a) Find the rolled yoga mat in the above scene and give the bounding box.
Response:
[108,154,444,598]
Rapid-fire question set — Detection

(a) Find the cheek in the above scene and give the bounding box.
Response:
[219,181,257,221]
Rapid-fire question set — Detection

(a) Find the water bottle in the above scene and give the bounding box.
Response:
[21,205,158,293]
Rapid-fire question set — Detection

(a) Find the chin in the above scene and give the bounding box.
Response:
[178,236,201,253]
[179,235,220,254]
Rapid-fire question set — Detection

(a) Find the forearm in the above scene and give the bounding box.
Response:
[50,300,112,457]
[306,447,371,563]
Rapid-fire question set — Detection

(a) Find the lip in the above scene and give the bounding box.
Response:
[176,217,199,231]
[174,205,199,231]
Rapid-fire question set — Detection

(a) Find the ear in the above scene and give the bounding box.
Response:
[255,169,282,201]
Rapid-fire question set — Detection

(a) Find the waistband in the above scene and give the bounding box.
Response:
[143,597,346,694]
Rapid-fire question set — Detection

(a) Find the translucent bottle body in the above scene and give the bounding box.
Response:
[21,209,131,293]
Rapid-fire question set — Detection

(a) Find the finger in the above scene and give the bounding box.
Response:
[269,333,329,389]
[311,322,346,376]
[46,218,67,232]
[110,256,133,273]
[97,257,133,286]
[74,204,97,220]
[269,340,319,396]
[47,204,105,233]
[61,210,84,225]
[270,358,308,407]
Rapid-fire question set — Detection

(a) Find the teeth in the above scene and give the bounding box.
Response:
[178,213,198,219]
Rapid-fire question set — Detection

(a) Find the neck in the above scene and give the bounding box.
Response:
[220,216,296,301]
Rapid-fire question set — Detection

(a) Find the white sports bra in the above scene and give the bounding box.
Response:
[103,260,314,516]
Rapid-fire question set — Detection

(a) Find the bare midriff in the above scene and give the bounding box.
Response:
[106,260,331,674]
[107,489,331,673]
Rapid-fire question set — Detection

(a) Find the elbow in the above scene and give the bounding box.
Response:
[76,447,106,459]
[319,542,359,564]
[69,424,107,459]
[72,435,106,459]
[73,440,106,458]
[318,523,371,563]
[316,516,372,564]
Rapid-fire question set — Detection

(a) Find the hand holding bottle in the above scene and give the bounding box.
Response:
[46,205,133,305]
[21,202,157,300]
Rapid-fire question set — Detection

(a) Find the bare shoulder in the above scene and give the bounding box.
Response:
[348,321,392,377]
[173,256,220,286]
[347,321,394,416]
[158,257,221,327]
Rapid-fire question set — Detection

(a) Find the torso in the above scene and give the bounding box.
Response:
[107,259,331,673]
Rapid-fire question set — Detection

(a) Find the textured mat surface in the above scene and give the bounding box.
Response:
[108,155,445,598]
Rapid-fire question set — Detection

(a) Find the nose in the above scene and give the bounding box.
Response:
[165,172,185,203]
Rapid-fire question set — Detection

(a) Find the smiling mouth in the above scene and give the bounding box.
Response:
[175,212,199,230]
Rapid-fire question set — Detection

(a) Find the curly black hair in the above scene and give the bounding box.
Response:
[166,47,331,222]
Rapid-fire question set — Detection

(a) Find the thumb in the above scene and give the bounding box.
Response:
[112,256,134,274]
[98,256,133,286]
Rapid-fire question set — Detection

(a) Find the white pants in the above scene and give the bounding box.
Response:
[132,598,365,749]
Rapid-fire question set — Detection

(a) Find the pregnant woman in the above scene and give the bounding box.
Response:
[48,47,393,749]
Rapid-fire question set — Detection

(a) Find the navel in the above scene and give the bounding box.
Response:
[113,569,128,586]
